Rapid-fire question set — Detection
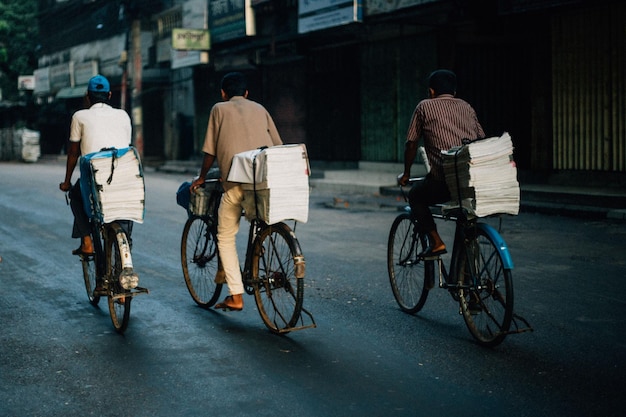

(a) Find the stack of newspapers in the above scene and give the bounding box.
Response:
[442,132,519,217]
[87,148,145,224]
[228,144,310,224]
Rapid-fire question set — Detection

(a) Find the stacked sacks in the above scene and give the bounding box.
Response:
[442,132,519,217]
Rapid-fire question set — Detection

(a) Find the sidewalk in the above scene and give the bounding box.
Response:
[305,161,626,221]
[156,159,626,221]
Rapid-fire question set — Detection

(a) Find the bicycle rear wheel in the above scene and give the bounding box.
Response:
[105,223,131,333]
[181,216,222,308]
[457,228,513,347]
[251,222,304,333]
[387,212,433,314]
[81,254,100,306]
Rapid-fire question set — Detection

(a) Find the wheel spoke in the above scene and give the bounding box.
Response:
[181,216,222,308]
[388,213,430,314]
[458,228,513,347]
[252,223,304,333]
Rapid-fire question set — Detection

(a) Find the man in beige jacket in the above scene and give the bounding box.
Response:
[191,72,282,311]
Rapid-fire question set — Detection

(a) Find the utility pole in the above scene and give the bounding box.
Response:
[131,18,143,158]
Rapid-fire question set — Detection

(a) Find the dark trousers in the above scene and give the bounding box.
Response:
[69,180,134,242]
[408,175,450,233]
[69,180,91,239]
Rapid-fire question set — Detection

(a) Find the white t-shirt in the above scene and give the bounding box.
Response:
[70,102,132,155]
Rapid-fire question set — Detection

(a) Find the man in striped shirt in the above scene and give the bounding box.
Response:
[397,69,484,257]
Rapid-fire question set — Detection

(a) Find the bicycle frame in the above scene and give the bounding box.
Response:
[390,180,531,346]
[90,220,134,278]
[405,204,515,275]
[440,216,514,288]
[242,218,263,294]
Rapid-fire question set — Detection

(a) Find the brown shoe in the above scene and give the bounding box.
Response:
[72,246,95,256]
[419,230,446,258]
[72,236,95,256]
[214,294,243,311]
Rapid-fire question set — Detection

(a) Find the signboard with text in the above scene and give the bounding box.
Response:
[298,0,362,34]
[33,67,50,95]
[172,28,211,50]
[208,0,255,43]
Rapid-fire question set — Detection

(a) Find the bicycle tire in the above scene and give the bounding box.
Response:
[81,254,100,306]
[456,227,514,347]
[387,212,433,314]
[181,216,222,308]
[105,223,132,333]
[251,222,304,333]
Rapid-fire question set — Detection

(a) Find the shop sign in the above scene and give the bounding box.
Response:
[74,60,99,86]
[33,67,50,95]
[208,0,255,43]
[18,75,35,91]
[49,63,72,91]
[172,28,211,50]
[171,49,209,69]
[298,0,363,34]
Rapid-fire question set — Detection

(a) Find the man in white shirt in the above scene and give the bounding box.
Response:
[59,75,132,255]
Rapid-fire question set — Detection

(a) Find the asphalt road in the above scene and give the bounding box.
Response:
[1,159,625,417]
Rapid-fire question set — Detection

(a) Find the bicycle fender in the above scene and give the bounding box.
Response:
[477,222,514,269]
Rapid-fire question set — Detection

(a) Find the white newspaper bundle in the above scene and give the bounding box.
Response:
[81,147,145,224]
[442,132,520,217]
[228,144,310,224]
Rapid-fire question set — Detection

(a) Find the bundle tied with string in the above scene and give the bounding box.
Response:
[79,146,145,224]
[228,144,310,225]
[441,132,520,217]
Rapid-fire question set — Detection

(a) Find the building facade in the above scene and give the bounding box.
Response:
[35,0,626,179]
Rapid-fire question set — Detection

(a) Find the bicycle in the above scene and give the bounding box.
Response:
[80,220,148,333]
[387,179,532,347]
[76,146,148,334]
[179,180,315,334]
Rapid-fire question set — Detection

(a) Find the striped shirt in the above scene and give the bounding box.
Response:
[406,94,484,180]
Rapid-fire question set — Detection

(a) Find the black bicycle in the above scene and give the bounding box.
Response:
[180,180,315,334]
[77,146,148,333]
[80,219,148,333]
[388,180,531,347]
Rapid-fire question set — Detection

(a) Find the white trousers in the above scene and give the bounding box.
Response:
[217,184,245,295]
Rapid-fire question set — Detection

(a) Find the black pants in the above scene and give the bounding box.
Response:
[69,180,91,239]
[69,180,134,242]
[408,175,450,233]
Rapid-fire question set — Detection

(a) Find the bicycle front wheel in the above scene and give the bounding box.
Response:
[387,212,433,314]
[181,216,222,308]
[81,254,100,306]
[105,223,131,333]
[251,222,304,334]
[457,228,514,347]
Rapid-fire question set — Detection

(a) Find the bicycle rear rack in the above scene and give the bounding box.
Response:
[507,313,533,335]
[274,307,317,334]
[106,286,149,300]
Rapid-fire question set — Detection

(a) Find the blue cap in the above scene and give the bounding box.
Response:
[87,75,110,93]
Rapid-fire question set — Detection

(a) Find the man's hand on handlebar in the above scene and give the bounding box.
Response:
[397,173,410,187]
[190,176,205,193]
[59,181,71,192]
